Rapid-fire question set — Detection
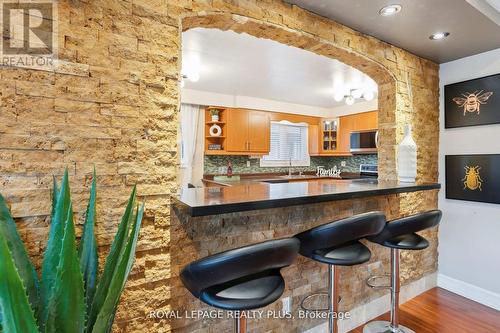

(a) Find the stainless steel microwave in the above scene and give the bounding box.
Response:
[350,130,378,154]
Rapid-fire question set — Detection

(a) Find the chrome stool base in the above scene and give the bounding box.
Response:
[363,249,416,333]
[363,321,415,333]
[300,293,342,312]
[300,265,342,333]
[300,292,329,312]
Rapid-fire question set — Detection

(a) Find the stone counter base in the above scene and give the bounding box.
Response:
[168,190,438,332]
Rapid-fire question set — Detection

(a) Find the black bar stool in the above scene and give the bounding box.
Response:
[363,210,442,333]
[180,238,300,333]
[295,211,387,333]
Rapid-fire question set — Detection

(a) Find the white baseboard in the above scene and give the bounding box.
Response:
[303,272,437,333]
[437,273,500,311]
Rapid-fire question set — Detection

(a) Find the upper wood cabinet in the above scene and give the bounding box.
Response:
[337,111,378,155]
[338,115,356,154]
[204,107,227,155]
[308,124,320,156]
[319,118,340,154]
[247,110,270,153]
[226,108,248,152]
[226,109,270,154]
[355,111,378,131]
[205,107,377,157]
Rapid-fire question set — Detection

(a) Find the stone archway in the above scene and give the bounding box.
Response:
[181,12,399,180]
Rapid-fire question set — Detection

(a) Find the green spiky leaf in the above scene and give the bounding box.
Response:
[0,229,39,333]
[0,194,40,321]
[87,187,136,332]
[91,203,144,333]
[50,176,59,221]
[40,169,71,329]
[79,169,99,317]
[45,203,85,333]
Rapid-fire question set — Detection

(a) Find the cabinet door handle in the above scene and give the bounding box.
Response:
[248,142,250,151]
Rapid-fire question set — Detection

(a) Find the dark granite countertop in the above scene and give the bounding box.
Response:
[173,178,441,217]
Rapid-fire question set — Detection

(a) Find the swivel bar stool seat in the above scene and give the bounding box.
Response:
[180,238,300,333]
[295,211,387,333]
[363,210,442,333]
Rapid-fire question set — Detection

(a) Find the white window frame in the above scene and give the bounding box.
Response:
[260,120,311,167]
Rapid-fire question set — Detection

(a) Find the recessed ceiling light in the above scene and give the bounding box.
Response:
[429,32,450,40]
[379,4,402,16]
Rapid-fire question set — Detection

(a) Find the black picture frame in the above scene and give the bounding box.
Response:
[445,154,500,204]
[444,73,500,128]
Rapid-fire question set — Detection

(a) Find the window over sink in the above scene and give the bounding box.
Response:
[260,121,310,167]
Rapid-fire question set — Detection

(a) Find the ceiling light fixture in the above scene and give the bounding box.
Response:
[429,32,450,40]
[333,93,345,102]
[363,91,375,101]
[351,89,363,99]
[189,72,200,82]
[335,89,376,105]
[180,70,200,88]
[345,96,355,106]
[379,4,402,16]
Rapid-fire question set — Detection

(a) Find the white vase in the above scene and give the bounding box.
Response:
[397,124,417,183]
[211,114,219,122]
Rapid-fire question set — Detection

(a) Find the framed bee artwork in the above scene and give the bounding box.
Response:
[444,73,500,128]
[445,154,500,204]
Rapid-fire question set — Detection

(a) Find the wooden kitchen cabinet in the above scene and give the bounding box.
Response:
[308,124,320,156]
[338,114,356,154]
[319,118,340,154]
[226,108,248,152]
[337,111,378,154]
[247,110,270,153]
[355,111,378,131]
[226,109,270,154]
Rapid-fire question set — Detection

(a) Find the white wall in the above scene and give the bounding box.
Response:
[191,111,205,187]
[438,47,500,308]
[181,88,377,118]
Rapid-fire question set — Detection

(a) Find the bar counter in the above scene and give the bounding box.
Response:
[173,178,441,216]
[170,178,440,332]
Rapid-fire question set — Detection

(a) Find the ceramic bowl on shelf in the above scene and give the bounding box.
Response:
[209,124,222,136]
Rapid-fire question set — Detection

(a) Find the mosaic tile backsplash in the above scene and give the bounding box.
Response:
[204,154,378,175]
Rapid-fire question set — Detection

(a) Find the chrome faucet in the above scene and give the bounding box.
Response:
[288,157,293,177]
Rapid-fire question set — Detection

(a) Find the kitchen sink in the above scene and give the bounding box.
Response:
[261,179,290,184]
[351,178,378,184]
[261,177,378,184]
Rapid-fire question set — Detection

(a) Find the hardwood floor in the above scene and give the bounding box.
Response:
[350,287,500,333]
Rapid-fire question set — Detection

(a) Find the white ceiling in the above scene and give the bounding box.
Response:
[181,28,378,109]
[285,0,500,63]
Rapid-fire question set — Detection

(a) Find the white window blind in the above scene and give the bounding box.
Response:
[260,121,310,167]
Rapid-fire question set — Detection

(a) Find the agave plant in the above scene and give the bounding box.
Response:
[0,169,144,333]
